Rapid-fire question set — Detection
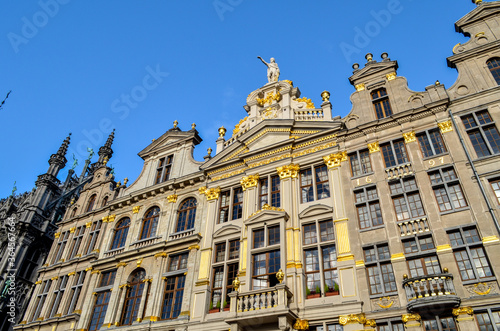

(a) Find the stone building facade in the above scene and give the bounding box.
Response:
[14,1,500,330]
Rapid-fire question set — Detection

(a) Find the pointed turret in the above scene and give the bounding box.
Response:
[97,129,115,164]
[46,133,71,177]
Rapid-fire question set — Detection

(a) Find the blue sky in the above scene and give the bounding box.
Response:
[0,0,472,197]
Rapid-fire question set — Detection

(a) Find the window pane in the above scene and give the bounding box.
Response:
[320,221,334,241]
[303,224,317,245]
[315,165,330,200]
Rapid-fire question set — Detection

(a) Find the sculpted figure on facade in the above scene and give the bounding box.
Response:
[258,56,280,83]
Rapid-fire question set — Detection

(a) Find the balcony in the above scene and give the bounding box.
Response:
[226,284,296,328]
[402,270,460,313]
[294,109,324,121]
[385,163,414,180]
[397,218,430,237]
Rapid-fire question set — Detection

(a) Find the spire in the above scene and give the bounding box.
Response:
[47,133,71,171]
[97,129,115,165]
[56,133,71,157]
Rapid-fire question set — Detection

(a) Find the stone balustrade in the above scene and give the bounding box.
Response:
[397,218,430,237]
[385,163,414,180]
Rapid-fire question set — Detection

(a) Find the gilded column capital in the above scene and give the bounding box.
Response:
[132,206,141,214]
[276,164,300,179]
[402,131,416,143]
[365,319,377,327]
[54,232,61,239]
[293,319,309,330]
[355,83,365,91]
[108,214,116,222]
[199,186,221,201]
[69,227,76,233]
[323,151,347,169]
[85,221,92,228]
[402,313,421,323]
[339,313,366,326]
[438,120,453,133]
[386,72,397,81]
[452,306,474,317]
[116,262,128,268]
[240,174,260,191]
[167,194,178,203]
[368,141,379,153]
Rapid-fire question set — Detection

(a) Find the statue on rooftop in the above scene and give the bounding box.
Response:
[258,56,280,83]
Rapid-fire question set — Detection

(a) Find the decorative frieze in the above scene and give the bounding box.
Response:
[276,164,300,179]
[437,120,453,133]
[240,174,260,190]
[466,281,496,296]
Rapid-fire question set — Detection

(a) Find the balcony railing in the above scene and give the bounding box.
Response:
[294,109,324,121]
[397,218,430,237]
[385,163,414,180]
[402,270,460,312]
[168,229,195,240]
[228,284,292,315]
[103,247,124,258]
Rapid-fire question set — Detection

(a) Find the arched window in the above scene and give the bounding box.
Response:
[371,88,393,119]
[175,198,197,233]
[120,269,146,326]
[70,207,78,218]
[487,58,500,85]
[101,196,108,207]
[86,194,97,213]
[110,218,130,250]
[140,207,160,239]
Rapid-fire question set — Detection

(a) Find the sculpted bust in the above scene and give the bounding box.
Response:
[258,56,280,83]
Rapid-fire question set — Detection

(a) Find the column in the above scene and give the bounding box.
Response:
[339,313,370,331]
[136,278,152,322]
[147,253,168,321]
[113,284,128,326]
[102,264,128,327]
[178,245,200,319]
[402,313,422,331]
[452,307,476,330]
[240,174,259,219]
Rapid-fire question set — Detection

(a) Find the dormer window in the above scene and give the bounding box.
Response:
[371,88,393,119]
[86,194,96,213]
[155,155,173,184]
[486,58,500,85]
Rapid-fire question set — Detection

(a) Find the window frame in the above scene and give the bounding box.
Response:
[210,238,240,311]
[161,252,189,320]
[66,271,87,315]
[428,167,468,213]
[48,275,69,318]
[218,187,243,223]
[140,206,160,240]
[422,316,458,331]
[487,57,500,85]
[363,243,397,297]
[389,176,425,222]
[120,269,147,326]
[490,178,500,205]
[31,280,52,321]
[88,270,116,331]
[110,217,130,250]
[300,164,331,204]
[155,154,174,185]
[174,198,197,233]
[475,307,500,331]
[53,231,70,263]
[416,128,447,158]
[380,139,409,168]
[348,149,373,177]
[371,88,393,119]
[86,194,97,213]
[69,226,86,259]
[354,186,383,230]
[85,220,102,255]
[251,223,283,290]
[461,110,500,158]
[258,174,281,209]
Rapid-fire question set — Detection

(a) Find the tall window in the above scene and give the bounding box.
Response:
[354,186,383,230]
[66,271,86,315]
[490,179,500,204]
[487,57,500,85]
[70,207,77,218]
[252,225,281,289]
[302,220,337,297]
[349,150,372,177]
[31,280,52,321]
[101,196,108,207]
[110,217,130,250]
[300,164,330,203]
[53,231,70,263]
[389,177,425,221]
[364,244,397,295]
[211,239,240,311]
[448,226,493,281]
[155,155,173,184]
[48,275,69,317]
[428,167,467,212]
[423,316,457,331]
[18,248,41,280]
[403,236,441,278]
[380,139,409,168]
[175,198,197,233]
[462,110,500,158]
[161,253,188,320]
[140,207,160,239]
[85,220,102,255]
[417,129,447,158]
[475,308,500,330]
[259,175,281,208]
[121,269,146,326]
[69,226,86,259]
[86,194,97,212]
[371,88,393,119]
[88,270,116,331]
[218,187,243,223]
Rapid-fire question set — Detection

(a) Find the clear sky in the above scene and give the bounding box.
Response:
[0,0,473,197]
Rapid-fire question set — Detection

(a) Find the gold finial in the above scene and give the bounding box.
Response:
[173,120,178,128]
[103,156,109,165]
[192,123,196,130]
[124,177,128,185]
[443,267,449,273]
[321,90,330,102]
[435,80,441,86]
[218,126,226,138]
[473,0,482,5]
[232,276,240,291]
[276,269,284,283]
[403,274,408,279]
[365,53,373,62]
[207,147,212,156]
[152,139,155,142]
[70,197,75,205]
[116,181,121,188]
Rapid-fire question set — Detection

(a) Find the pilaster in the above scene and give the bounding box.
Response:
[240,174,259,219]
[402,313,422,331]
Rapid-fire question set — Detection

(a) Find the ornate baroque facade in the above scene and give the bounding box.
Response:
[14,2,500,331]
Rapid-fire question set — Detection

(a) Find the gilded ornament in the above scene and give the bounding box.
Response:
[69,227,76,233]
[240,174,260,190]
[402,131,416,143]
[283,80,293,86]
[355,83,365,91]
[35,280,42,285]
[276,164,300,179]
[293,319,309,330]
[232,276,240,291]
[339,313,366,326]
[85,267,93,272]
[365,53,373,61]
[102,216,109,222]
[116,262,128,268]
[207,147,212,156]
[173,120,178,128]
[233,117,248,135]
[108,215,115,222]
[154,252,167,259]
[367,141,380,153]
[453,307,474,317]
[103,156,109,165]
[218,126,226,138]
[321,90,330,102]
[276,269,284,283]
[365,320,376,327]
[295,97,315,109]
[137,258,143,268]
[54,232,61,239]
[192,123,196,130]
[262,106,278,119]
[90,270,100,274]
[70,197,75,205]
[249,204,286,218]
[402,313,421,323]
[132,206,141,214]
[167,194,178,203]
[124,177,128,185]
[323,151,347,168]
[116,181,121,188]
[256,91,282,107]
[188,244,200,250]
[67,272,76,276]
[483,236,500,244]
[471,282,493,295]
[200,187,221,201]
[473,0,482,5]
[386,72,397,81]
[437,120,453,133]
[377,296,394,309]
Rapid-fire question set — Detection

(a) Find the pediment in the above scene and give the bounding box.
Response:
[455,3,500,33]
[299,204,333,219]
[349,61,399,85]
[245,209,289,226]
[138,128,202,160]
[213,224,241,238]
